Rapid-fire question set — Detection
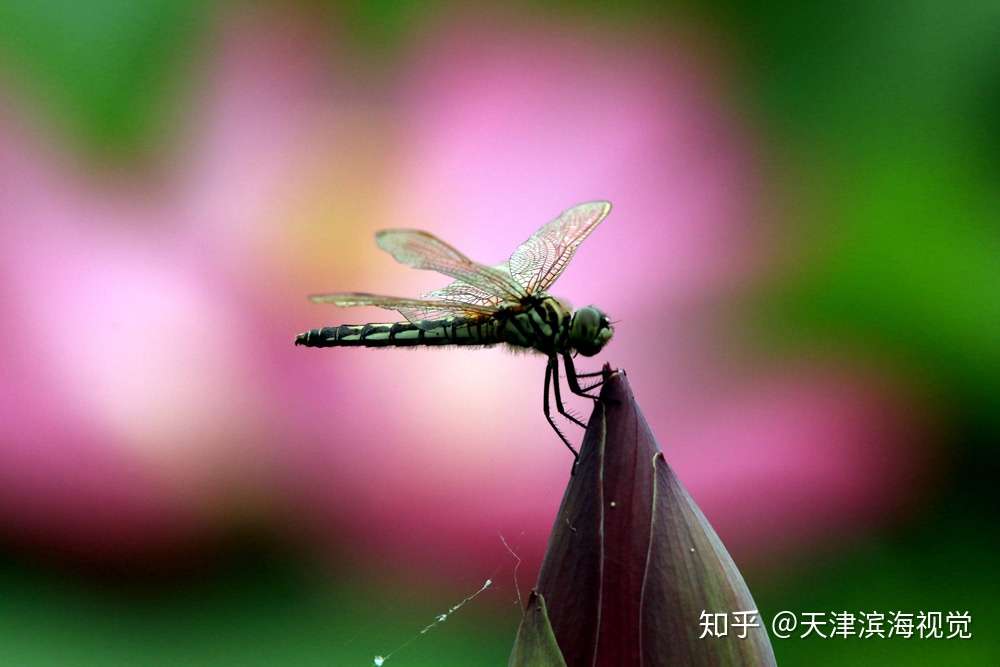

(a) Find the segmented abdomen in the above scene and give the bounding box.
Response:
[296,297,571,354]
[295,318,499,348]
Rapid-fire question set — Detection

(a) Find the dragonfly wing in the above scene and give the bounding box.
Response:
[376,229,526,301]
[309,292,496,330]
[507,201,612,294]
[422,279,504,310]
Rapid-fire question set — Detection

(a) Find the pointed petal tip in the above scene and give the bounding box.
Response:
[508,591,568,667]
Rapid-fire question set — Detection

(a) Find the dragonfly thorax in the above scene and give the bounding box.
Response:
[499,298,613,357]
[569,305,613,357]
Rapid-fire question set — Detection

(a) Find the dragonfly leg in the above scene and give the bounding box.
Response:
[569,354,606,378]
[551,356,587,429]
[544,357,580,462]
[562,352,604,397]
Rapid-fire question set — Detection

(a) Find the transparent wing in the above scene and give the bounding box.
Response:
[422,281,503,310]
[419,261,516,311]
[376,229,526,301]
[309,292,497,330]
[508,201,612,294]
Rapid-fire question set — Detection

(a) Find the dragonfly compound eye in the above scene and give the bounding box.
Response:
[571,306,612,356]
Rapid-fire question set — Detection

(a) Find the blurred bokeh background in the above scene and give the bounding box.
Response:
[1,1,997,665]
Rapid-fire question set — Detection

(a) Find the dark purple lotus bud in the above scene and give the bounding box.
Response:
[510,368,776,666]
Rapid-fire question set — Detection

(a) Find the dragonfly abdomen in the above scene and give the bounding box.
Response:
[295,319,500,349]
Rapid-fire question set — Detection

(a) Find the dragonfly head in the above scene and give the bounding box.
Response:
[570,306,614,357]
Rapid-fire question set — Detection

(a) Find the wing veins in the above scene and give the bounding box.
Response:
[376,229,526,300]
[309,291,495,329]
[508,201,611,294]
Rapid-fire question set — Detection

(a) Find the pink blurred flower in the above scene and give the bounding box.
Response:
[0,6,931,576]
[0,7,333,556]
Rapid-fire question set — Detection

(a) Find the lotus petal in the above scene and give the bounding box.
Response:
[508,592,568,667]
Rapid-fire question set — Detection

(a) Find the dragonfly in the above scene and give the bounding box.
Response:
[295,201,615,461]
